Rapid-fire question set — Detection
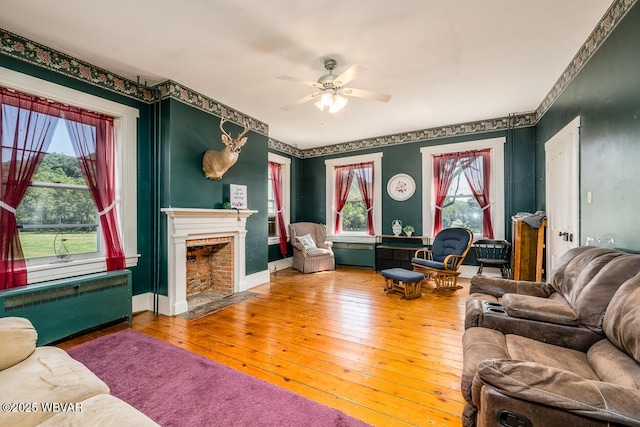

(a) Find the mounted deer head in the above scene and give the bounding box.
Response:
[202,118,250,180]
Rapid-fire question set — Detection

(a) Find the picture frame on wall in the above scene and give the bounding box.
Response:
[230,184,247,209]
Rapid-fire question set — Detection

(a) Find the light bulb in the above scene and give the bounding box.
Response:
[320,92,333,106]
[329,95,348,113]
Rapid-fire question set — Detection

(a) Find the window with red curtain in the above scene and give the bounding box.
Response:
[334,162,375,235]
[268,161,288,255]
[0,86,125,289]
[433,149,493,238]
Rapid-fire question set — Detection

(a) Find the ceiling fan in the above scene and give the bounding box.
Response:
[277,58,391,113]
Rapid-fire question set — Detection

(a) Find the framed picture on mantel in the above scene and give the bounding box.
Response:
[230,184,247,209]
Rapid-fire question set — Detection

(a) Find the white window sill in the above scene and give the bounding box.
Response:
[268,236,289,245]
[26,254,140,284]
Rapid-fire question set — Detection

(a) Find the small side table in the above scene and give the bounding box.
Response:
[381,268,425,300]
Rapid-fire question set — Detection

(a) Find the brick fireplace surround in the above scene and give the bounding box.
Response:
[161,208,257,315]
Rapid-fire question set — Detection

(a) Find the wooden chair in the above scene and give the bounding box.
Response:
[473,239,511,278]
[411,227,473,291]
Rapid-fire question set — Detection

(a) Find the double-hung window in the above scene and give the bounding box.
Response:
[1,67,138,287]
[325,153,382,239]
[421,138,505,240]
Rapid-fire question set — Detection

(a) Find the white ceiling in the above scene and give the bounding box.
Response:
[0,0,613,149]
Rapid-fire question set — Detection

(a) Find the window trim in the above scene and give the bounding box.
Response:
[1,66,139,283]
[267,152,291,245]
[420,137,505,240]
[325,152,383,241]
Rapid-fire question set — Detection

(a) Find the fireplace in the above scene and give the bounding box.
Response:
[161,208,257,315]
[186,236,234,297]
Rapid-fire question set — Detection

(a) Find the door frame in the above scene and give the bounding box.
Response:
[545,116,580,273]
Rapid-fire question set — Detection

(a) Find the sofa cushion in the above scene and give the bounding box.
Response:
[588,339,640,390]
[573,254,640,330]
[603,275,640,364]
[0,347,109,427]
[0,317,37,371]
[38,394,160,427]
[501,292,579,326]
[476,359,640,426]
[551,247,620,297]
[504,334,599,381]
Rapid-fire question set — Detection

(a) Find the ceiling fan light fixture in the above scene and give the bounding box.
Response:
[320,92,333,106]
[314,100,325,112]
[329,94,348,113]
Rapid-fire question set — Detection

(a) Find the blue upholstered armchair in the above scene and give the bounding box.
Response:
[411,227,473,291]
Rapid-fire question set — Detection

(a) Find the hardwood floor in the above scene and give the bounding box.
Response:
[57,267,469,426]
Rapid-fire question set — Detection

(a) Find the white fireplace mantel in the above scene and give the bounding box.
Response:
[161,208,257,315]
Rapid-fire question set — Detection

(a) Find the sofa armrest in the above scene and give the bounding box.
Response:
[0,317,37,371]
[476,359,640,426]
[501,293,579,326]
[469,275,554,298]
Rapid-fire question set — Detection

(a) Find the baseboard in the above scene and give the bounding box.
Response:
[132,292,171,314]
[269,257,293,273]
[240,269,270,292]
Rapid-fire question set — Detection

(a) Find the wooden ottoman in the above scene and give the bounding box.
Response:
[381,268,425,299]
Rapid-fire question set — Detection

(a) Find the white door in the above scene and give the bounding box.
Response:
[545,117,580,274]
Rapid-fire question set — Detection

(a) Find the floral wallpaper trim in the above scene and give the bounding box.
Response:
[272,113,536,159]
[0,29,268,136]
[536,0,637,119]
[0,28,155,102]
[155,81,268,136]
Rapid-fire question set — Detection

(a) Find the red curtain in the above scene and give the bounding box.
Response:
[353,162,375,236]
[333,164,355,234]
[0,88,60,288]
[432,153,459,235]
[64,111,125,271]
[462,150,494,238]
[268,161,288,255]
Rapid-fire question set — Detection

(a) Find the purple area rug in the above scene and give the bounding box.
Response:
[67,329,370,427]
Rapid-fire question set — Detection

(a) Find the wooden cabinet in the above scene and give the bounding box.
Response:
[511,218,547,281]
[375,235,430,271]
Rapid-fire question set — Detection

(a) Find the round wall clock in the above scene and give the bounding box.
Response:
[387,173,416,201]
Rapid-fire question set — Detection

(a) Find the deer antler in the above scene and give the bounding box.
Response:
[220,118,250,139]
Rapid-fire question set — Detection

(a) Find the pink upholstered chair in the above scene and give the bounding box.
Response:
[288,222,335,273]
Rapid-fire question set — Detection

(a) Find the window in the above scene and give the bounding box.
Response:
[325,153,382,240]
[16,123,99,261]
[1,66,138,285]
[267,152,290,247]
[421,138,505,239]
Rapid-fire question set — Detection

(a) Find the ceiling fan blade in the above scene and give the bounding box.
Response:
[276,75,322,89]
[281,92,322,110]
[334,65,366,87]
[342,87,391,103]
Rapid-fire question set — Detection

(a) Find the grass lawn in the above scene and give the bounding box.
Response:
[19,232,98,259]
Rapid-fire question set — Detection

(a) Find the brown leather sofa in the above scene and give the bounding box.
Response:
[465,246,640,351]
[461,273,640,427]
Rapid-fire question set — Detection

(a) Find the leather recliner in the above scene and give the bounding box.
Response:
[461,273,640,427]
[465,246,640,351]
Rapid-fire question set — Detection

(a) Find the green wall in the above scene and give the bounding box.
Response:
[535,3,640,251]
[0,55,154,296]
[157,99,269,293]
[299,128,536,239]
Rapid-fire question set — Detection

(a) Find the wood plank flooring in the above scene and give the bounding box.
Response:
[57,267,469,426]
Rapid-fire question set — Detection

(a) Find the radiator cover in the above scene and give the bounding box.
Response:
[0,270,132,345]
